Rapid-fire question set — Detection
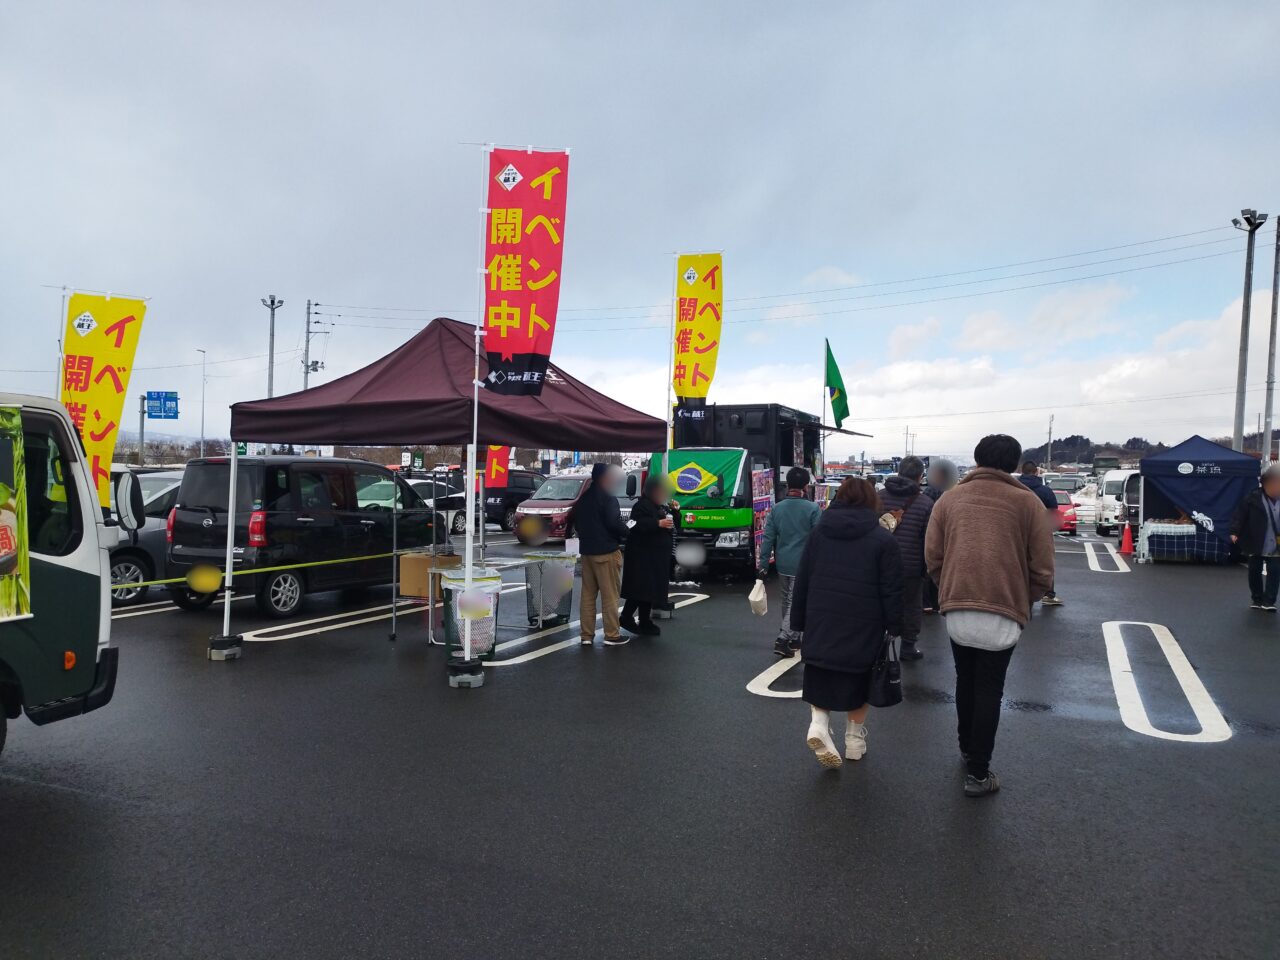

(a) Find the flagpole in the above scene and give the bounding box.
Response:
[664,253,677,475]
[820,340,827,482]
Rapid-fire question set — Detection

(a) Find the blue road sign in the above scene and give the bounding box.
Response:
[146,391,179,420]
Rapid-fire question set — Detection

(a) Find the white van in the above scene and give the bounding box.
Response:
[1097,468,1138,535]
[0,394,129,756]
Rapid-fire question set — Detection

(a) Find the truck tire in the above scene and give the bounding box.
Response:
[256,570,305,619]
[168,586,217,612]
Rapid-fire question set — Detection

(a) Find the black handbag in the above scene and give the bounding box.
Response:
[867,635,903,708]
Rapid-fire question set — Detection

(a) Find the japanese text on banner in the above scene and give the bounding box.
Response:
[672,253,723,402]
[59,293,146,507]
[482,147,570,396]
[485,445,511,486]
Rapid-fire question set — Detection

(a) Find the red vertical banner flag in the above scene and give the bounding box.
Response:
[482,147,570,395]
[485,445,511,486]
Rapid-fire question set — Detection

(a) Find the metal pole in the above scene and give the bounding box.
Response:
[261,294,283,456]
[137,394,146,466]
[820,340,827,480]
[53,287,67,399]
[665,254,677,476]
[209,442,241,659]
[1234,215,1265,451]
[197,349,207,458]
[1265,222,1280,461]
[303,299,312,391]
[1047,414,1054,469]
[389,479,399,641]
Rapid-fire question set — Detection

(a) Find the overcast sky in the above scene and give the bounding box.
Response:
[3,1,1279,460]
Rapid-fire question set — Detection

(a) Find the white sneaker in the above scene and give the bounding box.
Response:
[806,723,843,768]
[845,723,868,761]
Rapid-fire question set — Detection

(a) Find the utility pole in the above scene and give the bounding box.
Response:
[1265,221,1280,461]
[137,394,146,467]
[1232,210,1268,451]
[1046,414,1054,469]
[197,348,207,457]
[261,294,284,399]
[303,299,326,389]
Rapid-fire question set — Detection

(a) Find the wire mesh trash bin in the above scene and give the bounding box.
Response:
[440,568,503,661]
[523,552,577,628]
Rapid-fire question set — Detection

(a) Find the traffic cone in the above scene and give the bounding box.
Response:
[1119,523,1134,556]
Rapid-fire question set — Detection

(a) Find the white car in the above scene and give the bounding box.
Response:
[409,477,467,535]
[1097,469,1138,535]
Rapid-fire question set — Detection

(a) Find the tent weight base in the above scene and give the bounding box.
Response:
[447,655,485,689]
[207,635,243,661]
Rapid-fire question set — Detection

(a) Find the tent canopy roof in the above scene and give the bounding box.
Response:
[230,317,667,451]
[1140,435,1260,478]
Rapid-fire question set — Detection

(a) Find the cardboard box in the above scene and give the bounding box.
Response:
[400,553,434,599]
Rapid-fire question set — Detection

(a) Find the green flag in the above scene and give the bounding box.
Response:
[824,340,849,428]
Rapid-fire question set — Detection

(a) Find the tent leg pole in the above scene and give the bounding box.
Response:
[208,443,242,661]
[389,489,399,641]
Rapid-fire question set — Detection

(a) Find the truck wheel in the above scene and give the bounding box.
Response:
[502,507,517,532]
[257,570,304,619]
[451,512,468,535]
[168,586,217,612]
[110,553,152,606]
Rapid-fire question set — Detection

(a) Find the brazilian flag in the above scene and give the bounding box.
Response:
[669,462,718,495]
[825,339,850,428]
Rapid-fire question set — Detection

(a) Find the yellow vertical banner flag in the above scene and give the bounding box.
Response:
[59,293,147,507]
[672,253,723,402]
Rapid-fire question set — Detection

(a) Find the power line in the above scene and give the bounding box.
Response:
[1,349,303,376]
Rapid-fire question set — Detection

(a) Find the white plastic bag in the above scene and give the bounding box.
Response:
[748,579,768,616]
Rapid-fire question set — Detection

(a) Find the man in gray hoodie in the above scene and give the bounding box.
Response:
[758,467,821,657]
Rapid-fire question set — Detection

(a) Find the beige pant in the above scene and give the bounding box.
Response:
[580,550,623,640]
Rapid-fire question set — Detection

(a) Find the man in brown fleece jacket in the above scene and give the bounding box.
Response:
[925,434,1055,798]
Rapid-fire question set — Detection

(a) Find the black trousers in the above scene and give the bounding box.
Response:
[923,576,939,611]
[1247,556,1280,605]
[900,576,924,641]
[950,641,1016,779]
[621,599,652,623]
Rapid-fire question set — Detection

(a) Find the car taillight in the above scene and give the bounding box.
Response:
[248,510,268,547]
[166,507,175,544]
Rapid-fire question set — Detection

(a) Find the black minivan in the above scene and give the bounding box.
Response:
[166,456,439,618]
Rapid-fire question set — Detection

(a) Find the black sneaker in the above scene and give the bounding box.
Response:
[1266,606,1278,613]
[964,771,1000,798]
[638,621,661,636]
[774,640,793,658]
[619,616,641,634]
[1251,602,1264,609]
[603,636,630,647]
[900,640,923,661]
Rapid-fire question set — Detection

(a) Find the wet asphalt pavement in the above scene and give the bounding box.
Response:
[1,529,1278,959]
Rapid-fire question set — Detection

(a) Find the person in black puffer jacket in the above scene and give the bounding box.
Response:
[1018,462,1063,606]
[878,456,933,661]
[790,477,904,769]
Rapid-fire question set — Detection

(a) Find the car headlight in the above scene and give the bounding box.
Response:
[715,531,749,548]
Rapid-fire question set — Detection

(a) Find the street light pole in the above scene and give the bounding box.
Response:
[1046,414,1054,469]
[260,294,284,399]
[1232,210,1268,452]
[1265,221,1280,461]
[196,348,207,458]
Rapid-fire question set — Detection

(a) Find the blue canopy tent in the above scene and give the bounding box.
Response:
[1139,436,1260,562]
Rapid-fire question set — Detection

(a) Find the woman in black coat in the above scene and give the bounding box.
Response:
[790,476,904,768]
[620,476,680,635]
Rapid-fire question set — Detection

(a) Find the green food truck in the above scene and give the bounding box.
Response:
[649,447,756,573]
[0,394,125,758]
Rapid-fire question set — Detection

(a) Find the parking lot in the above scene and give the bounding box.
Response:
[2,526,1278,960]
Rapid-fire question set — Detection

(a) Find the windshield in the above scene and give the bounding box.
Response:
[531,477,586,500]
[1103,480,1124,496]
[139,475,180,502]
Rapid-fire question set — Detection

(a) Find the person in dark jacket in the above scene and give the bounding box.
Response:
[877,456,933,661]
[1018,462,1063,606]
[620,475,680,635]
[1230,464,1280,610]
[576,463,630,646]
[922,458,958,613]
[758,466,822,657]
[790,477,904,768]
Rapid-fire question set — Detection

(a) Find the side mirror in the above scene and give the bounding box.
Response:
[115,471,145,532]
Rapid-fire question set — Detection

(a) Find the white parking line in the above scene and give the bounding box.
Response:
[485,592,709,666]
[745,653,803,698]
[241,586,527,643]
[112,595,253,620]
[1084,540,1131,573]
[1102,621,1231,743]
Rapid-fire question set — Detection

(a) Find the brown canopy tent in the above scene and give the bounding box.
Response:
[230,316,666,450]
[211,317,666,667]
